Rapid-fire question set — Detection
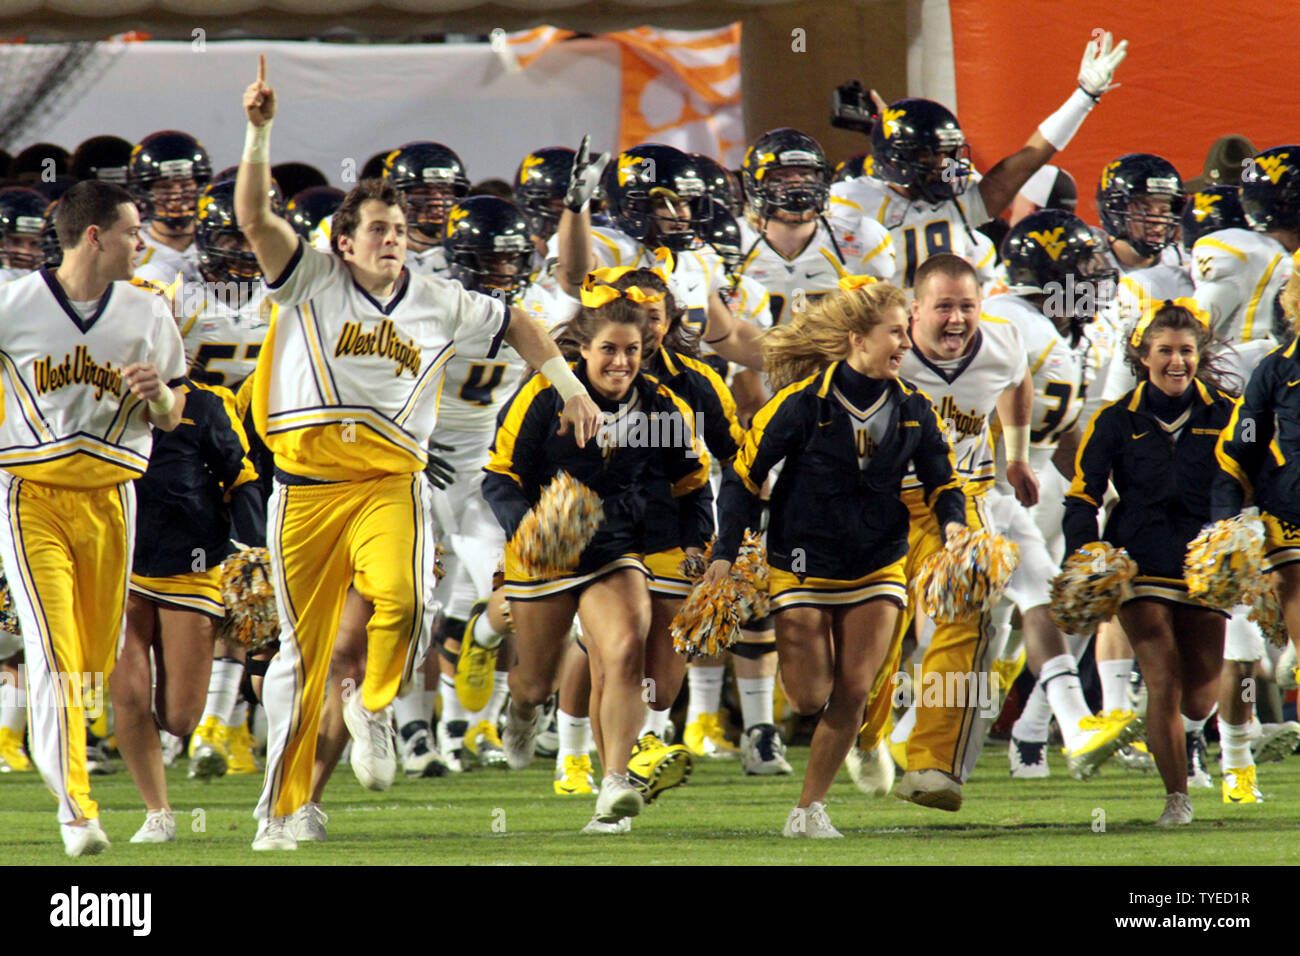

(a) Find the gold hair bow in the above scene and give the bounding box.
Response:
[837,274,879,293]
[580,267,666,308]
[1129,296,1211,348]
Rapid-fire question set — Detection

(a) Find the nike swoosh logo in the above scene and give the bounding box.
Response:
[1288,379,1300,387]
[1132,432,1149,440]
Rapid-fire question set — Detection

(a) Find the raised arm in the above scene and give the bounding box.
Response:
[555,136,609,297]
[235,55,300,284]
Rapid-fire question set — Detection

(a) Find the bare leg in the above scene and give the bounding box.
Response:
[310,588,370,804]
[112,595,167,812]
[578,571,651,776]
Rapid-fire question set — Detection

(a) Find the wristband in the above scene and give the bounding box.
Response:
[243,120,273,164]
[1037,88,1095,151]
[147,386,176,419]
[540,356,586,402]
[1003,425,1031,464]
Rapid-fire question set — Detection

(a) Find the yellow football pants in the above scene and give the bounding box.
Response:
[858,492,994,780]
[0,474,133,824]
[256,472,435,820]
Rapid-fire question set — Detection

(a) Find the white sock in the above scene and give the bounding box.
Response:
[1011,678,1053,742]
[1183,713,1208,734]
[1041,654,1093,750]
[393,672,429,737]
[557,709,591,760]
[439,673,469,732]
[1219,719,1254,771]
[640,707,668,739]
[1097,658,1133,714]
[228,699,248,730]
[889,704,916,745]
[687,664,725,724]
[205,658,242,724]
[471,671,510,727]
[472,608,504,649]
[737,675,775,730]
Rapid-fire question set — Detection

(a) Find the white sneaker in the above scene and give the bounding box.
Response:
[401,726,449,778]
[594,772,643,823]
[1008,737,1050,778]
[740,723,793,775]
[782,801,843,838]
[581,815,632,835]
[895,769,962,811]
[1156,792,1193,826]
[61,819,110,858]
[501,704,543,770]
[290,802,329,842]
[1250,721,1300,764]
[160,731,186,769]
[252,816,298,850]
[342,691,396,792]
[436,720,468,773]
[845,738,897,795]
[129,809,175,843]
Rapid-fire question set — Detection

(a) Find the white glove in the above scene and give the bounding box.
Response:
[1077,30,1127,100]
[565,134,611,213]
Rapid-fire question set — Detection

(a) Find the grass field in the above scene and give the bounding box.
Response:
[6,741,1300,865]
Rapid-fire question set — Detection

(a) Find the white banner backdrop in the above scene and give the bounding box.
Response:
[17,38,624,188]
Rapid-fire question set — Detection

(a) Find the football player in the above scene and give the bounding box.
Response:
[128,130,213,273]
[70,135,133,185]
[285,185,345,250]
[382,141,469,277]
[513,145,576,295]
[0,186,49,279]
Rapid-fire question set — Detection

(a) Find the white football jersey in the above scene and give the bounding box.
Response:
[1191,227,1289,347]
[899,314,1027,496]
[406,244,450,278]
[719,273,774,330]
[829,176,995,290]
[1101,251,1196,402]
[136,230,196,274]
[0,266,31,284]
[734,217,894,325]
[254,241,509,481]
[0,269,185,487]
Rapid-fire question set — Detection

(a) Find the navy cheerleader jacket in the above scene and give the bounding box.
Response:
[713,362,965,579]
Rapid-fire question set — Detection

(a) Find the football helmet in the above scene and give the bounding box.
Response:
[513,146,575,242]
[601,144,709,252]
[1181,186,1246,253]
[128,130,213,229]
[833,152,872,184]
[70,135,133,184]
[0,186,50,271]
[1240,145,1300,234]
[871,98,971,204]
[690,152,743,217]
[40,199,61,269]
[443,196,533,300]
[740,128,832,219]
[383,141,470,240]
[1000,209,1117,320]
[194,180,263,285]
[286,186,345,244]
[697,199,744,276]
[1096,153,1184,258]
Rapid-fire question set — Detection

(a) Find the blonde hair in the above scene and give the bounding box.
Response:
[762,282,908,390]
[1281,268,1300,334]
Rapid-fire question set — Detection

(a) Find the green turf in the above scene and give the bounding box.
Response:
[5,743,1300,865]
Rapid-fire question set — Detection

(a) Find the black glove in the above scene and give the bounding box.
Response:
[425,440,457,489]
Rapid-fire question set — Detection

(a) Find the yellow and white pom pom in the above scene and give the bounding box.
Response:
[510,472,605,577]
[671,531,770,658]
[0,563,20,637]
[912,528,1019,623]
[677,541,711,582]
[1185,510,1266,608]
[433,542,447,582]
[1243,577,1290,648]
[218,547,280,651]
[1049,542,1137,635]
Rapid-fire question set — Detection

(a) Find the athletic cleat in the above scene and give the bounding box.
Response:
[683,711,738,758]
[626,733,693,804]
[85,739,116,776]
[160,731,185,768]
[1066,710,1144,781]
[741,723,793,775]
[129,809,175,843]
[290,802,329,841]
[1222,766,1262,804]
[535,694,560,759]
[224,724,263,775]
[455,600,499,712]
[465,720,508,768]
[1249,721,1300,764]
[437,720,469,773]
[188,716,228,781]
[1127,666,1148,717]
[845,738,895,795]
[401,726,449,777]
[594,772,643,823]
[1186,730,1213,789]
[62,819,110,857]
[502,705,544,770]
[782,801,842,838]
[581,815,631,834]
[252,816,297,850]
[1155,792,1193,826]
[1115,741,1156,771]
[342,692,397,792]
[554,754,596,795]
[990,648,1026,710]
[0,726,32,771]
[895,769,962,812]
[1009,736,1050,778]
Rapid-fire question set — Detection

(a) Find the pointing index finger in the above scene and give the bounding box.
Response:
[258,54,266,84]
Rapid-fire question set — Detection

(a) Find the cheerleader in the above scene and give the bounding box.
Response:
[704,279,966,837]
[1065,300,1236,825]
[483,273,712,832]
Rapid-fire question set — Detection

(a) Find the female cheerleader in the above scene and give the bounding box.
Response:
[1065,300,1236,825]
[703,279,966,837]
[483,273,712,832]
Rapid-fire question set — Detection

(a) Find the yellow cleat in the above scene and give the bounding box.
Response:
[224,724,263,775]
[990,647,1027,706]
[626,733,693,804]
[1222,765,1263,803]
[682,712,738,759]
[0,726,32,771]
[1065,709,1144,781]
[188,715,228,780]
[455,601,499,713]
[464,720,508,768]
[553,754,596,795]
